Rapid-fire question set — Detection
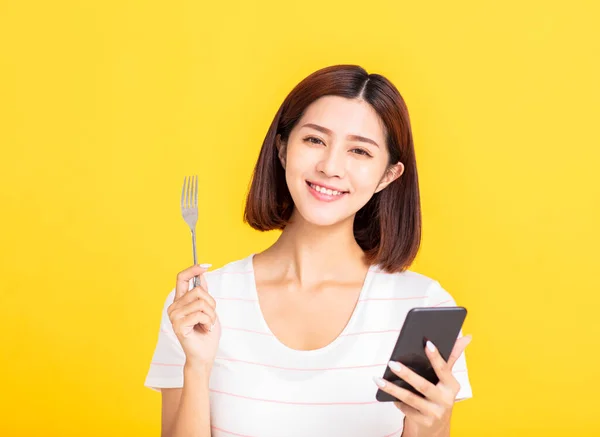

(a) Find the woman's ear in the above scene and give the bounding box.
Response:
[276,134,287,169]
[375,162,405,193]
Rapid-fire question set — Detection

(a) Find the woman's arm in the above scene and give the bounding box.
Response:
[161,364,212,437]
[401,415,451,437]
[158,265,220,437]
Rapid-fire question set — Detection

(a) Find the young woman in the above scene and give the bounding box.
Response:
[145,64,473,437]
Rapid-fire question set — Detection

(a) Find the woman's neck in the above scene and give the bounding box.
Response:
[256,210,369,287]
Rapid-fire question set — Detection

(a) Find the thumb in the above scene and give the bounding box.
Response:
[199,269,210,293]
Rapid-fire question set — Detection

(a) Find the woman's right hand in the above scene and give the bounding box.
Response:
[167,264,221,369]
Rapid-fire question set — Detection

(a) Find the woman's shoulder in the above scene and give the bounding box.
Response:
[368,266,459,307]
[202,253,255,297]
[204,254,254,277]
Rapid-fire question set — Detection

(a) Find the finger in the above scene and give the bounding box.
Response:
[170,299,217,325]
[387,361,443,404]
[172,286,216,310]
[373,376,439,416]
[175,264,211,299]
[173,311,212,337]
[447,334,472,368]
[168,291,216,327]
[168,286,212,318]
[424,341,455,390]
[394,402,433,428]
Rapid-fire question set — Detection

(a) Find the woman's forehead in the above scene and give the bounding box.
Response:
[297,95,387,142]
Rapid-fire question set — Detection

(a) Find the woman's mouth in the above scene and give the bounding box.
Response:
[306,181,348,202]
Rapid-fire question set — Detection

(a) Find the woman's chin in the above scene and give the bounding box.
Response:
[295,209,352,228]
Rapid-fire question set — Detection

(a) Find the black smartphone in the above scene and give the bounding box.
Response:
[376,306,467,402]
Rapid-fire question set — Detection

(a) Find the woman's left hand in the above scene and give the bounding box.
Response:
[374,335,472,436]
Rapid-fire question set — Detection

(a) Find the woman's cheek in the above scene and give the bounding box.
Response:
[351,164,382,193]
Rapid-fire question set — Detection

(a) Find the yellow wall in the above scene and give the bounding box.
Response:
[1,1,598,435]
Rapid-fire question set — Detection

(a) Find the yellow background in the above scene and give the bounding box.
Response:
[1,0,598,435]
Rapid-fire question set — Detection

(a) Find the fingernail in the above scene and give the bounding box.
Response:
[373,376,387,388]
[199,263,212,268]
[426,341,436,352]
[388,361,402,372]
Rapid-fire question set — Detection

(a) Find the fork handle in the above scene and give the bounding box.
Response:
[191,229,200,288]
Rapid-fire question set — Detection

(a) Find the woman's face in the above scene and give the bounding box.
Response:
[278,95,404,228]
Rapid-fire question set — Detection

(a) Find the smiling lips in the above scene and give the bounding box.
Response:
[306,181,348,202]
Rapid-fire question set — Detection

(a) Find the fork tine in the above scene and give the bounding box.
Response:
[190,175,194,209]
[194,175,198,208]
[187,175,192,209]
[181,176,187,210]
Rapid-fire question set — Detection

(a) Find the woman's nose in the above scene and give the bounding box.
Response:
[316,147,345,178]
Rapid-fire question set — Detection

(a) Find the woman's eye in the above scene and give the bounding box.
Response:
[351,148,372,157]
[305,136,324,145]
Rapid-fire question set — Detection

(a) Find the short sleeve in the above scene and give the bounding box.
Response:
[144,289,186,391]
[425,280,473,402]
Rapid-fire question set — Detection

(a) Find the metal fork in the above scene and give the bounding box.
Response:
[180,175,200,288]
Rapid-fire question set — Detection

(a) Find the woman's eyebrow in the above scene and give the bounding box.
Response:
[301,123,379,148]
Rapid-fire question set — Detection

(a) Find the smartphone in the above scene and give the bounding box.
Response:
[375,306,467,402]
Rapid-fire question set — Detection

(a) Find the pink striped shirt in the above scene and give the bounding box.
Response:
[145,254,473,436]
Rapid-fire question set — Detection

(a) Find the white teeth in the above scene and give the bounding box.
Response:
[309,183,345,196]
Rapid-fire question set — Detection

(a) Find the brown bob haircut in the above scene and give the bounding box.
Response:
[244,64,421,273]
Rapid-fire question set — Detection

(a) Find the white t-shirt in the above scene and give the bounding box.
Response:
[145,254,473,437]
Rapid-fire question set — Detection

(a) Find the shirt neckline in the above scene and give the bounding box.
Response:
[245,253,376,357]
